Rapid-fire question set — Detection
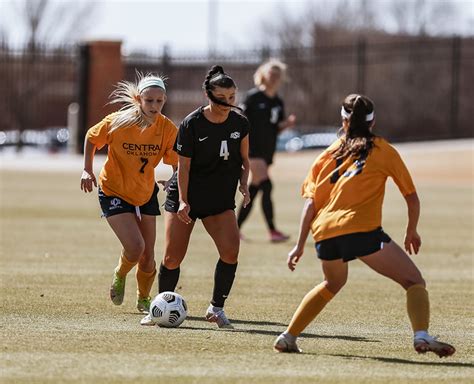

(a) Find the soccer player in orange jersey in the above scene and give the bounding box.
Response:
[80,73,178,314]
[141,65,251,329]
[273,94,455,358]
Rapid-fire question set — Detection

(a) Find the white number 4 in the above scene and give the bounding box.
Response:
[220,140,229,160]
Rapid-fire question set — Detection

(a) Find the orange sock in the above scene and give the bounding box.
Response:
[136,266,157,299]
[287,282,335,337]
[115,251,137,278]
[406,284,430,332]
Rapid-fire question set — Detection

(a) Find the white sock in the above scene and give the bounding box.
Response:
[283,331,297,343]
[209,305,223,313]
[414,330,430,340]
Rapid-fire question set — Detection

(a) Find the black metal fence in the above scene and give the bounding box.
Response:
[1,36,472,147]
[0,43,77,137]
[125,36,473,141]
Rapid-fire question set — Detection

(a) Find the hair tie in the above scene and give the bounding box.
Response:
[341,106,374,121]
[210,73,225,82]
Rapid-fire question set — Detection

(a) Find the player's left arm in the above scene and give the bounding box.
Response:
[278,114,296,132]
[385,142,420,255]
[239,135,250,208]
[403,192,421,255]
[277,101,296,132]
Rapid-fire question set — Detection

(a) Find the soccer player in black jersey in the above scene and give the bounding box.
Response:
[141,65,250,328]
[236,59,296,243]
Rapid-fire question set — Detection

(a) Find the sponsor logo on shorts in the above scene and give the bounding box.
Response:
[230,132,240,139]
[176,144,182,151]
[110,198,122,210]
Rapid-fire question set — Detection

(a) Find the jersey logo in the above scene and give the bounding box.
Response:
[230,132,240,139]
[198,136,208,142]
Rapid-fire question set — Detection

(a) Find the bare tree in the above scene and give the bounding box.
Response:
[13,0,96,49]
[388,0,460,36]
[1,0,97,151]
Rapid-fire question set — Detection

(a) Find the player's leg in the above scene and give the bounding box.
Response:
[288,259,347,335]
[134,214,157,313]
[159,212,194,293]
[236,158,266,234]
[202,210,240,328]
[274,259,346,352]
[359,241,455,357]
[106,213,145,305]
[256,160,289,242]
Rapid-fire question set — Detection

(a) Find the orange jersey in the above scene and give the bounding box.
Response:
[86,112,178,206]
[302,137,416,242]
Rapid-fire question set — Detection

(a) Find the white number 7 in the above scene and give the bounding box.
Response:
[220,140,229,160]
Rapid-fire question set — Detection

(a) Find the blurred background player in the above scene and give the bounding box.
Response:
[141,65,250,329]
[80,74,178,314]
[273,94,455,358]
[236,59,296,243]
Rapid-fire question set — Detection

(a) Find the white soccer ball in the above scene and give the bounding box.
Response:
[149,291,187,328]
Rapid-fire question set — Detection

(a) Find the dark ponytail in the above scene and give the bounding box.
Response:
[202,65,242,110]
[333,94,375,160]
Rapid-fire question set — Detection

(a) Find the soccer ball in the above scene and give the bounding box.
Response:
[149,291,187,327]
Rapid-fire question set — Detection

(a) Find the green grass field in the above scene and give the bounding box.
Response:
[1,140,473,383]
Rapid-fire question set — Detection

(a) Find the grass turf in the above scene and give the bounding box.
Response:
[1,140,473,383]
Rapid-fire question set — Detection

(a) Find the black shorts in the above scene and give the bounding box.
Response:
[315,227,391,262]
[164,173,235,220]
[98,184,160,218]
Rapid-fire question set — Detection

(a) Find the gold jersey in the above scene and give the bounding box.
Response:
[302,137,416,242]
[86,112,178,206]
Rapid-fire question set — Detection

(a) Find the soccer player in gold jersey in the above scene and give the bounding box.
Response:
[80,73,178,313]
[274,94,455,358]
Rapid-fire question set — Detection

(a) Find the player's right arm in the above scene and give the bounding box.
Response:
[81,115,113,192]
[287,198,316,271]
[177,155,192,224]
[80,137,97,193]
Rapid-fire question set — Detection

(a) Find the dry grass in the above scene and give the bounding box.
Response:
[1,140,473,383]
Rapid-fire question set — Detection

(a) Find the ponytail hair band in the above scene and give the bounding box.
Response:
[341,106,374,122]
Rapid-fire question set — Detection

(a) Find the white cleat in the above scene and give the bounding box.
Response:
[273,333,302,353]
[140,313,156,326]
[205,305,234,329]
[414,335,455,358]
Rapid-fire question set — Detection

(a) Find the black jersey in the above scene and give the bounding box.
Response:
[174,107,249,218]
[241,88,285,164]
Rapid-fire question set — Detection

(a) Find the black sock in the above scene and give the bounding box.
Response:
[211,259,238,308]
[237,184,260,228]
[260,179,275,231]
[158,262,180,293]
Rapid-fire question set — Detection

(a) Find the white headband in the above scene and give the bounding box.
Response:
[138,77,166,93]
[341,106,374,121]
